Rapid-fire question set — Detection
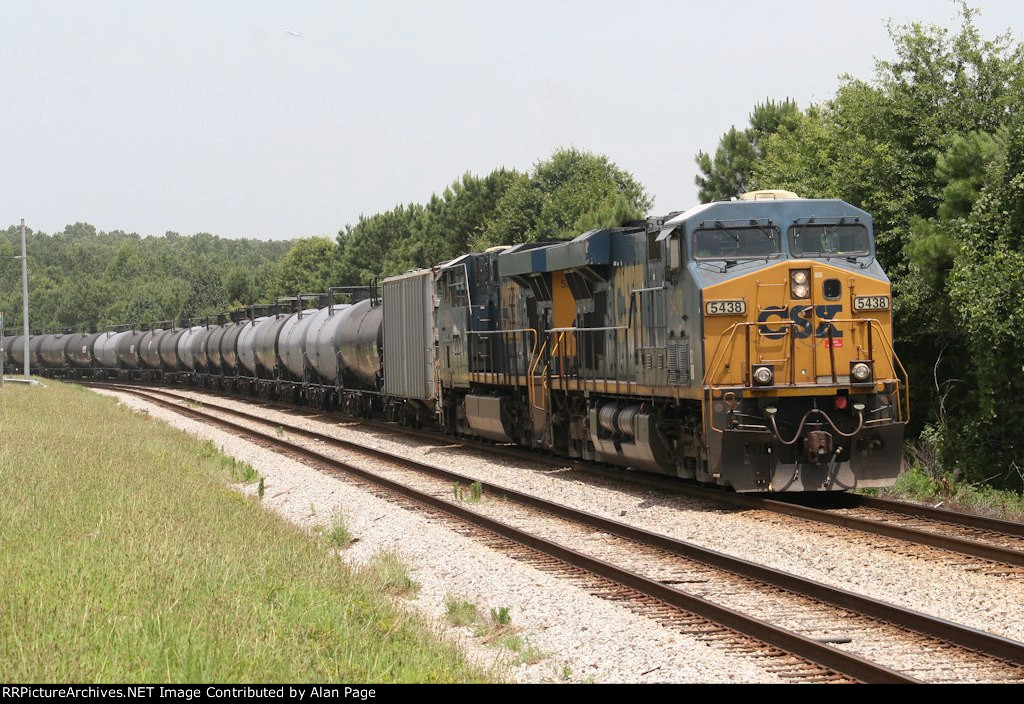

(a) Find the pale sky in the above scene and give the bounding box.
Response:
[2,1,1022,240]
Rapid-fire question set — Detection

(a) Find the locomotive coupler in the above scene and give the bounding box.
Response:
[804,430,833,464]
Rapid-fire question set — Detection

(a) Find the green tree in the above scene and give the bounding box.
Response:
[273,237,340,297]
[945,117,1024,485]
[0,222,293,330]
[337,203,424,284]
[694,98,800,202]
[336,168,524,282]
[182,263,228,319]
[385,169,521,271]
[480,147,651,246]
[754,5,1024,257]
[936,129,1008,220]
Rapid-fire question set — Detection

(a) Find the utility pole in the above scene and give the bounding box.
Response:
[1,310,5,386]
[21,218,30,380]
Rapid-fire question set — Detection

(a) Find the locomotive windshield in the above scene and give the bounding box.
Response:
[789,223,870,257]
[692,225,781,261]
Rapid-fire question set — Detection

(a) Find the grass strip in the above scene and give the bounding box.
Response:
[0,381,490,683]
[876,464,1024,521]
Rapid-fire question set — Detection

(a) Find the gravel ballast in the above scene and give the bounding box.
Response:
[97,389,788,683]
[152,388,1024,646]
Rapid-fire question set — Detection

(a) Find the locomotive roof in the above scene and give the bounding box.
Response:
[664,197,872,229]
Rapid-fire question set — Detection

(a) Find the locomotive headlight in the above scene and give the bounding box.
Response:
[753,365,774,386]
[790,269,811,299]
[851,361,872,382]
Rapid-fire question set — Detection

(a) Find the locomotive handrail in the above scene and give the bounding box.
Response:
[703,320,762,389]
[541,326,630,396]
[809,317,910,425]
[702,317,909,434]
[467,328,538,380]
[864,318,910,424]
[528,337,550,412]
[540,331,567,397]
[548,326,628,332]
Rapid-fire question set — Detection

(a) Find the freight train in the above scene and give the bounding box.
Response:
[3,191,908,492]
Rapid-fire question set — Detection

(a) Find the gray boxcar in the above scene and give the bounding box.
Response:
[382,269,436,401]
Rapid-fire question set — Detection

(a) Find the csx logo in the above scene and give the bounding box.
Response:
[758,305,843,339]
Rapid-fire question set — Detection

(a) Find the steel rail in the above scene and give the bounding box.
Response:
[88,382,1024,677]
[90,382,917,683]
[348,411,1024,567]
[578,469,1024,568]
[832,494,1024,538]
[83,378,1024,567]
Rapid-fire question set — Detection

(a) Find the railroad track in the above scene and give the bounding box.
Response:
[87,381,1024,684]
[345,407,1024,572]
[83,379,1024,572]
[577,464,1024,573]
[778,492,1024,554]
[165,381,1024,571]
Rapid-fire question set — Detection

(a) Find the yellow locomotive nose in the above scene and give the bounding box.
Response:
[699,256,907,491]
[702,260,897,390]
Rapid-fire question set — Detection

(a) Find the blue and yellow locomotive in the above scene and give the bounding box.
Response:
[399,190,907,492]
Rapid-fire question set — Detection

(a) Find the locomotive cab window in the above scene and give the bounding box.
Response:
[789,223,870,257]
[441,270,469,306]
[692,225,781,261]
